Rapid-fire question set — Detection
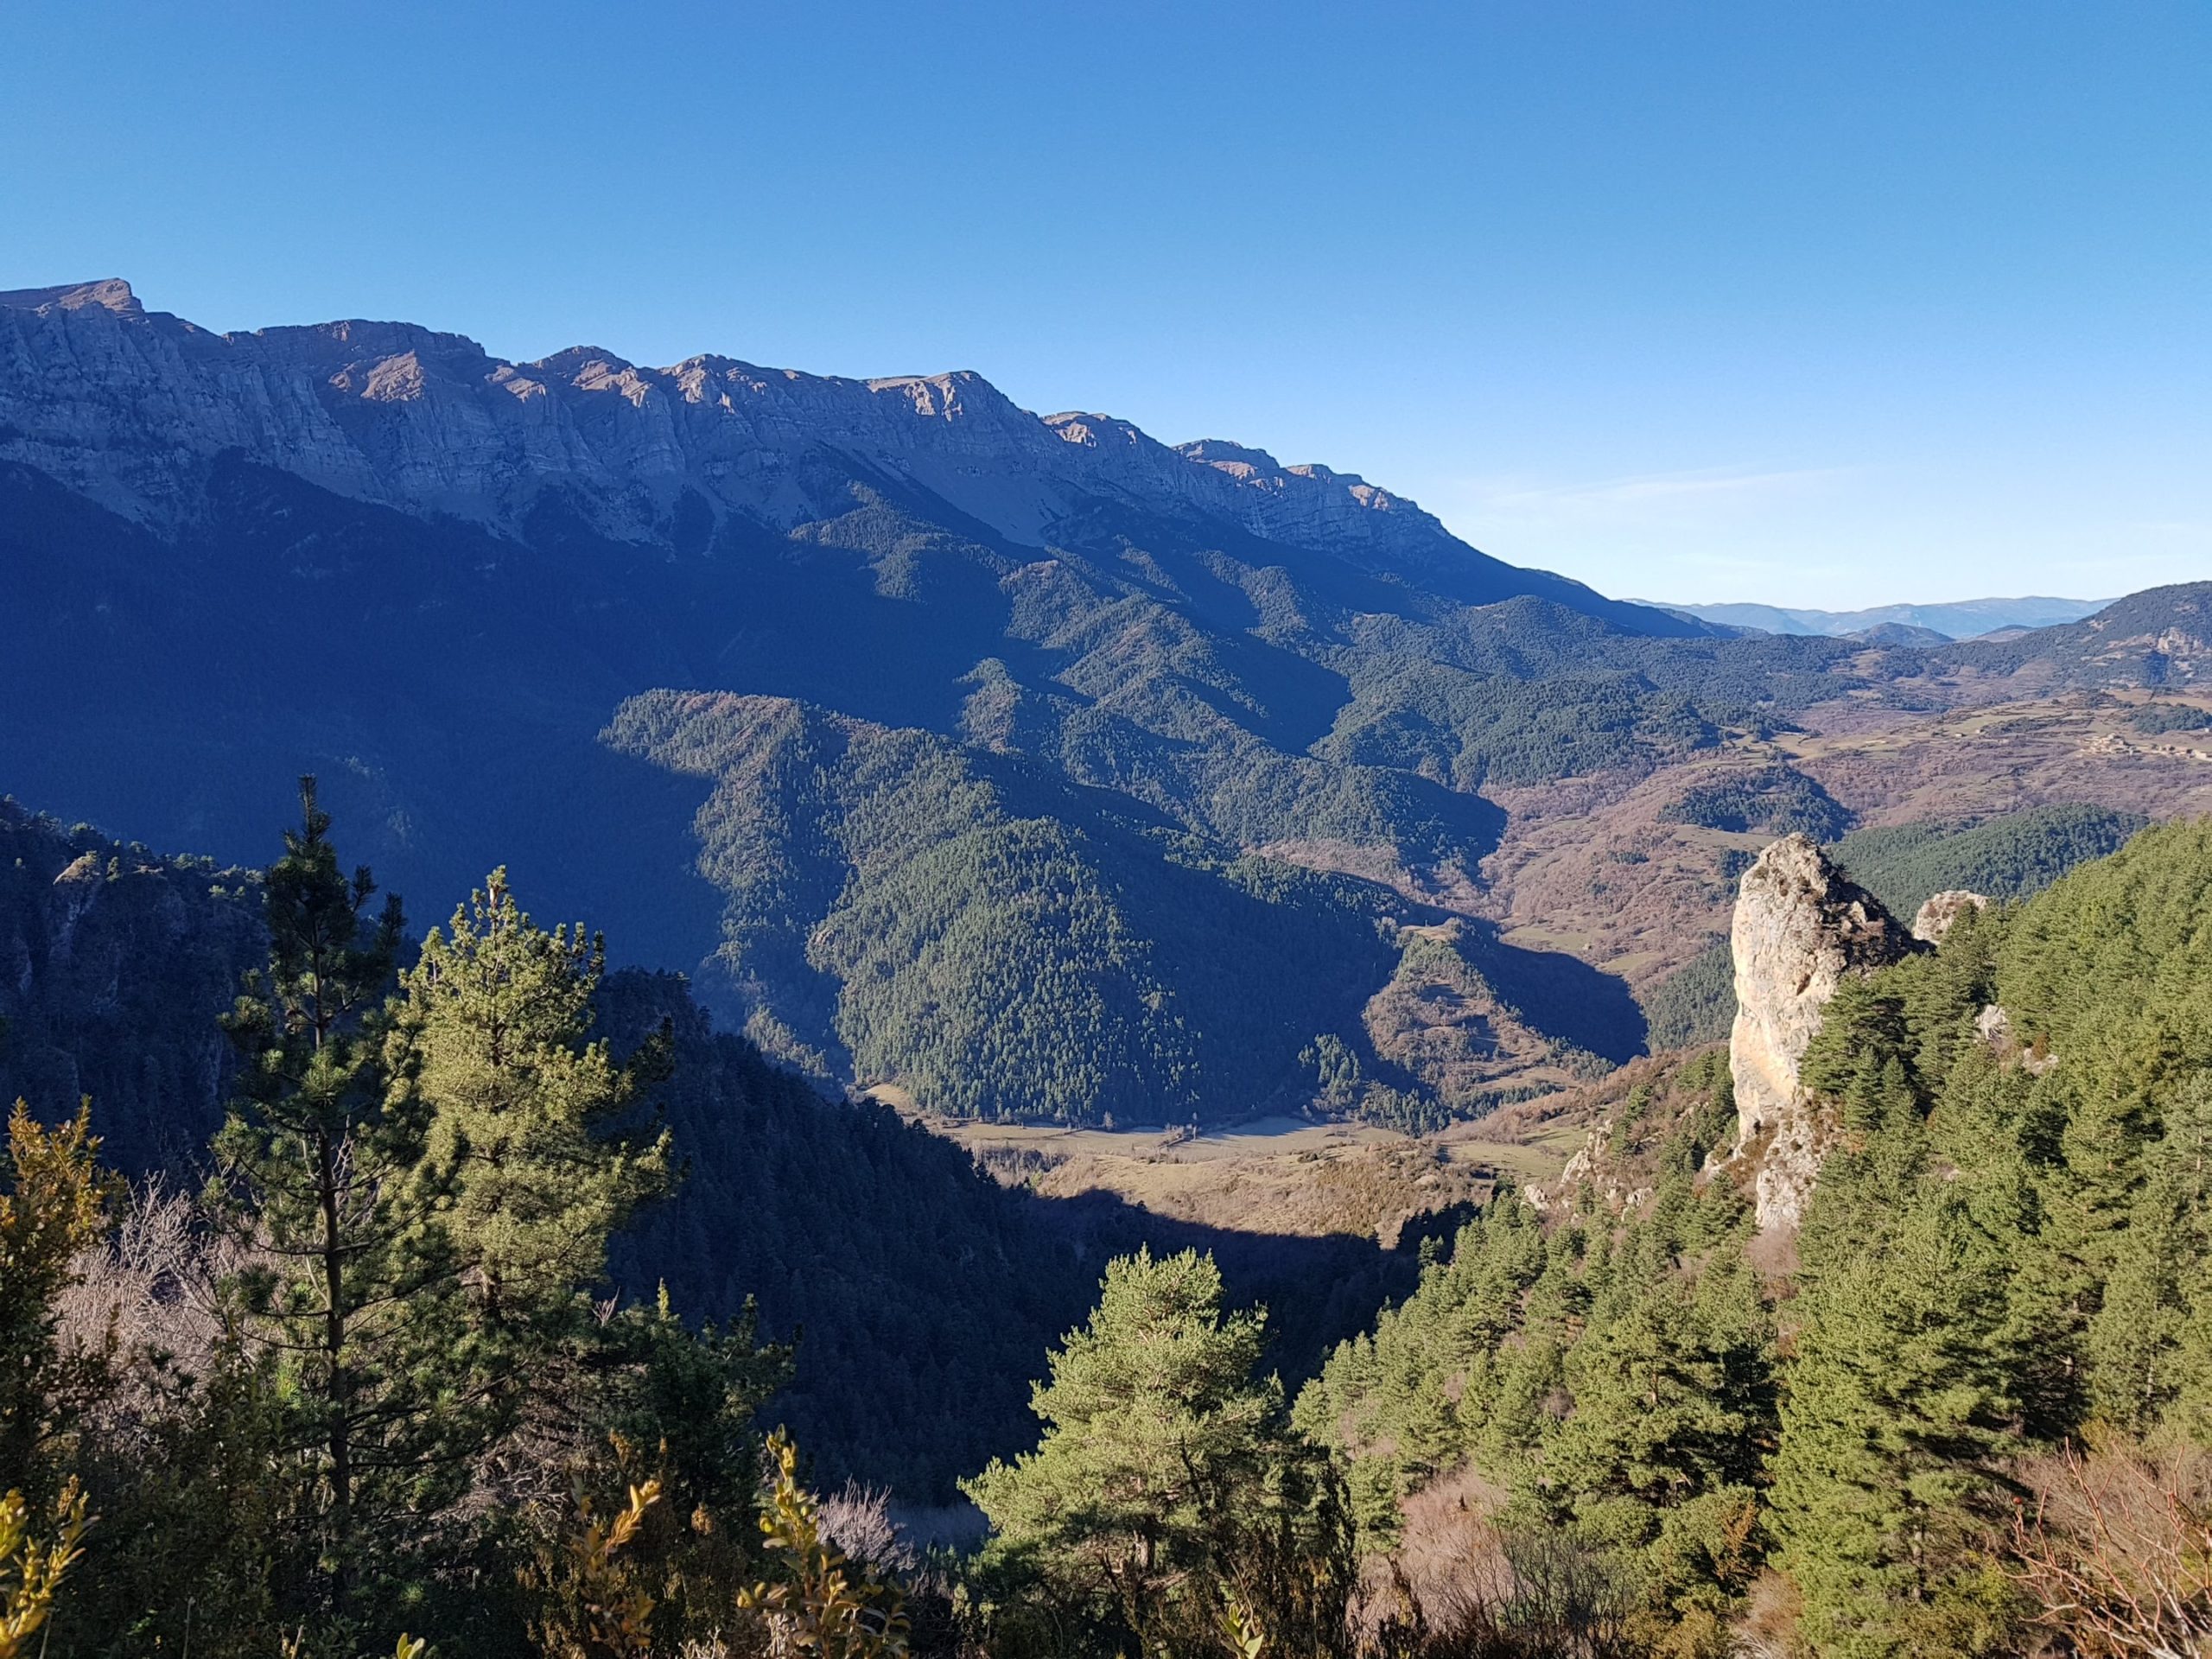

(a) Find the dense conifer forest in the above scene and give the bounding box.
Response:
[4,778,2209,1656]
[1299,820,2212,1657]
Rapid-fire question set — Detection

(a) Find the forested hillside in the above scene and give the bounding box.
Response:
[1296,818,2212,1656]
[0,792,1447,1502]
[604,692,1639,1122]
[1941,579,2209,685]
[1829,802,2147,917]
[1293,1048,1761,1644]
[593,973,1092,1498]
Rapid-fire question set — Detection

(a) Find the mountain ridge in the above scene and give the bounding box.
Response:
[3,276,2206,1128]
[0,276,1681,634]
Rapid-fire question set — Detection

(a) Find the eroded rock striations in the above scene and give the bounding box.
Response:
[1728,834,1921,1230]
[0,278,1653,623]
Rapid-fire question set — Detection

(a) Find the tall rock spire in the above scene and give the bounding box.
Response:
[1728,833,1920,1230]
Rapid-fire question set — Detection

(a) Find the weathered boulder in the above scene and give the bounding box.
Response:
[1912,888,1990,945]
[1729,834,1920,1230]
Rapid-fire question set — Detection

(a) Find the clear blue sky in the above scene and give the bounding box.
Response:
[5,2,2206,608]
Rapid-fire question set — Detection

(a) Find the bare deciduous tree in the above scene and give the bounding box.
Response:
[54,1179,238,1418]
[817,1479,917,1577]
[2009,1438,2212,1659]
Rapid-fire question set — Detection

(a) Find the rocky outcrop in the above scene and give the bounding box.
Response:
[1911,888,1990,944]
[0,279,1664,627]
[1728,834,1920,1230]
[1974,1002,2058,1076]
[0,802,266,1176]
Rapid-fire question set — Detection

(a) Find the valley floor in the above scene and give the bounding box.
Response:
[909,1106,1580,1244]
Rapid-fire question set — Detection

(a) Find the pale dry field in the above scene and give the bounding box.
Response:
[908,1109,1577,1243]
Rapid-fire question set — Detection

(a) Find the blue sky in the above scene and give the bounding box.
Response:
[4,2,2205,608]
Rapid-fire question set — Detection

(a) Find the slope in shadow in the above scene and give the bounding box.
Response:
[1470,925,1649,1065]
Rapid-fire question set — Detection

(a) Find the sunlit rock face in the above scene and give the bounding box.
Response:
[1728,834,1920,1230]
[0,281,1467,559]
[1911,888,1990,945]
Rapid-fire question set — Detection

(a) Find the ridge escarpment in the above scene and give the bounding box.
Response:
[0,278,1666,626]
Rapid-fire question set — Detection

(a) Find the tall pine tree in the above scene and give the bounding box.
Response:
[385,872,674,1467]
[213,778,456,1620]
[2088,1072,2212,1433]
[964,1248,1351,1656]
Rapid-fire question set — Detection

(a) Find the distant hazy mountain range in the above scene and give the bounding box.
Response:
[1640,596,2113,641]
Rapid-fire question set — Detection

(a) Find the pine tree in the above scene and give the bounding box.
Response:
[1516,1192,1773,1643]
[213,778,451,1615]
[963,1248,1349,1653]
[2088,1072,2212,1433]
[1545,1218,1773,1524]
[599,1283,791,1527]
[1923,1045,2079,1441]
[385,871,674,1444]
[1768,1185,2024,1659]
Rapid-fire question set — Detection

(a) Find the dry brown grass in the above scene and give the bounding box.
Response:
[921,1114,1560,1243]
[1475,683,2212,995]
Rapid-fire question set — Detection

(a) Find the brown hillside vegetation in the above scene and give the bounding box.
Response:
[1480,683,2212,990]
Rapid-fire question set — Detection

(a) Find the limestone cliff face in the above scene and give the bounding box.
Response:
[1728,834,1920,1230]
[0,279,1560,601]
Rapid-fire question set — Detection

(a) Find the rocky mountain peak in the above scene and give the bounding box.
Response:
[1179,438,1282,474]
[1046,411,1153,451]
[1728,833,1921,1230]
[530,345,639,378]
[0,277,143,317]
[861,369,1010,422]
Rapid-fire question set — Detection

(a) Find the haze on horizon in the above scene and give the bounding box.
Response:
[4,0,2203,612]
